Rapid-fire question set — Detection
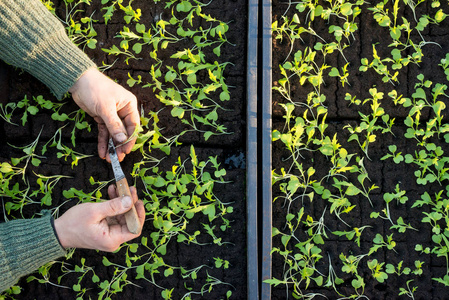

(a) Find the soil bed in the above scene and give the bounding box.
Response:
[0,0,247,299]
[270,0,449,299]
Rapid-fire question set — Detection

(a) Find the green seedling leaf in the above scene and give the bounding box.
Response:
[204,131,214,141]
[214,168,226,177]
[352,275,364,289]
[390,27,401,40]
[0,162,13,173]
[213,45,221,57]
[165,71,177,83]
[329,67,340,77]
[264,278,285,286]
[31,157,41,167]
[203,204,216,222]
[135,23,146,33]
[132,43,142,54]
[176,1,192,12]
[164,268,174,277]
[435,9,447,22]
[102,257,112,266]
[340,3,353,16]
[87,39,97,49]
[27,106,39,115]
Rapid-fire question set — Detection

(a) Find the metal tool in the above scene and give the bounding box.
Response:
[108,138,141,234]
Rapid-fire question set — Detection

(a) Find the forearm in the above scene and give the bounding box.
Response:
[0,0,96,99]
[0,212,66,292]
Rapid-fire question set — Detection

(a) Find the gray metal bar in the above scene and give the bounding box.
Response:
[261,0,272,299]
[246,0,259,298]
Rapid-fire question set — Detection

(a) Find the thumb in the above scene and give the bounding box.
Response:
[103,111,128,144]
[100,196,132,218]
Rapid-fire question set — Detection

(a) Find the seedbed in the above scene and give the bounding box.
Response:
[267,0,449,299]
[0,0,247,299]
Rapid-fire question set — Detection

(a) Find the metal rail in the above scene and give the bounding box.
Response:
[246,0,259,298]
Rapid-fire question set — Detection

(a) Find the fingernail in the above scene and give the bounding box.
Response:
[115,132,127,143]
[122,196,132,209]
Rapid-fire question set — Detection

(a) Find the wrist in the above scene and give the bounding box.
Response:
[68,67,99,94]
[50,217,65,248]
[54,218,70,249]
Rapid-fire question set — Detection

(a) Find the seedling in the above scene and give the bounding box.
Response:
[367,259,388,283]
[324,177,358,226]
[399,280,418,299]
[340,253,368,275]
[213,257,229,269]
[360,45,399,85]
[369,233,397,255]
[344,87,393,159]
[439,53,449,81]
[323,254,344,296]
[42,124,92,168]
[9,131,44,181]
[31,173,71,207]
[381,145,404,164]
[26,261,68,289]
[58,257,100,299]
[52,0,98,49]
[370,184,417,232]
[0,102,18,125]
[412,260,424,276]
[329,63,350,86]
[385,261,411,276]
[332,225,372,247]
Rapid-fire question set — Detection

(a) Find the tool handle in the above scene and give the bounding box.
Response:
[116,177,141,235]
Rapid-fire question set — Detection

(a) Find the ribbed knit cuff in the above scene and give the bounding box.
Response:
[0,0,97,99]
[0,212,66,291]
[27,29,97,99]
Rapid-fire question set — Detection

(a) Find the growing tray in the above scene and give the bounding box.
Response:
[0,0,250,299]
[261,0,449,299]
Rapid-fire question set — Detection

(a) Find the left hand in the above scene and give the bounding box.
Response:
[54,185,145,252]
[69,68,140,162]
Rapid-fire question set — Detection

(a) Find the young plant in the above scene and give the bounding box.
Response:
[369,233,397,255]
[367,259,388,283]
[329,62,350,87]
[359,45,399,85]
[9,131,44,181]
[385,260,411,276]
[370,184,417,232]
[399,280,418,299]
[332,225,372,247]
[344,87,392,159]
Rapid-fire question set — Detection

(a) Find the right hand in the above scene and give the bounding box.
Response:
[69,68,140,162]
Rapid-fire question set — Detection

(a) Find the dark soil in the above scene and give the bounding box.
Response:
[0,0,247,299]
[271,0,449,299]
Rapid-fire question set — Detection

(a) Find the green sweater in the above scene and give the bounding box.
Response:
[0,0,98,292]
[0,0,96,99]
[0,213,65,292]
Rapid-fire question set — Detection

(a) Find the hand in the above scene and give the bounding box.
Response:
[54,185,145,252]
[69,68,140,162]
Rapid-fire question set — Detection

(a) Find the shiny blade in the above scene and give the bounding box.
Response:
[108,138,125,181]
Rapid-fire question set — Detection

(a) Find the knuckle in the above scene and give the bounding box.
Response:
[108,200,120,215]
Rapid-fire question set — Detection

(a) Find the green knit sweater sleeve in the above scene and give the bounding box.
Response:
[0,212,66,292]
[0,0,97,99]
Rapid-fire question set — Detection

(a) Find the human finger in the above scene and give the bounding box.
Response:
[97,122,109,160]
[97,195,133,220]
[115,104,139,159]
[108,184,118,199]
